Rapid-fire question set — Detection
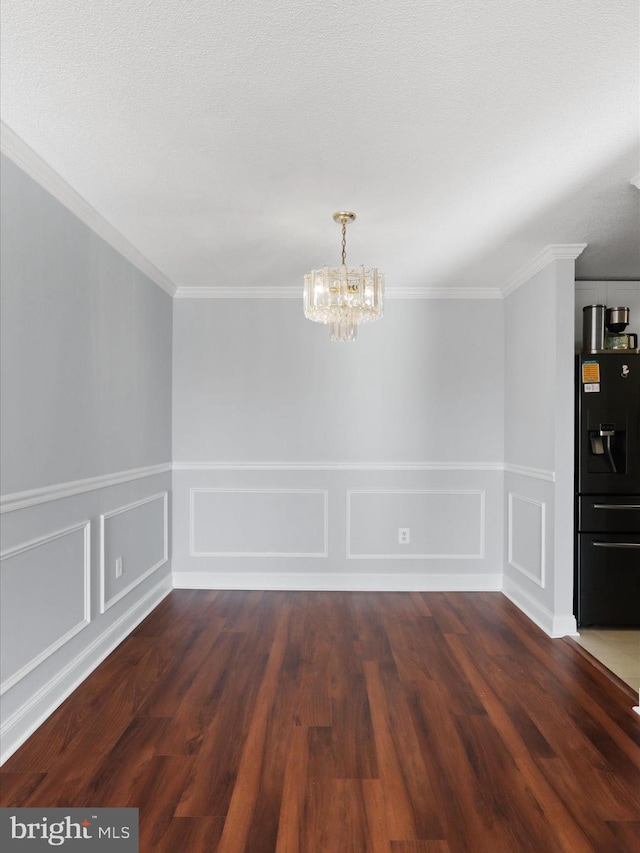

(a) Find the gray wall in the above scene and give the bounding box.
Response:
[1,155,172,495]
[0,155,173,763]
[503,260,577,636]
[172,297,505,588]
[173,299,504,463]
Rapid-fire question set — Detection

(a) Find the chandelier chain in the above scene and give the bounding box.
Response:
[341,218,347,266]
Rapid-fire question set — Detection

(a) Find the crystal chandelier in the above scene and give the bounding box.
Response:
[303,212,384,341]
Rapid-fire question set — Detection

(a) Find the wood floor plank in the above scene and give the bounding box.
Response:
[363,660,421,841]
[126,755,196,850]
[172,642,270,817]
[326,595,378,779]
[0,635,155,772]
[0,772,47,806]
[152,816,225,853]
[2,590,639,852]
[606,821,640,847]
[130,589,204,638]
[305,725,336,778]
[301,778,391,853]
[153,629,244,754]
[216,605,291,852]
[444,632,593,853]
[22,716,172,809]
[403,677,504,851]
[417,592,469,635]
[275,724,309,853]
[364,659,444,842]
[290,595,332,727]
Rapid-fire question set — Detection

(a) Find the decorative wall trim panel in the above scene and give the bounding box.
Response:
[99,492,169,614]
[0,122,176,297]
[0,576,172,766]
[346,489,485,560]
[507,493,546,588]
[0,522,91,695]
[501,243,587,297]
[174,461,504,472]
[172,571,503,592]
[0,463,172,513]
[189,488,329,557]
[503,463,555,482]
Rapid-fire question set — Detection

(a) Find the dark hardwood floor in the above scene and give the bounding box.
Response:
[1,591,639,851]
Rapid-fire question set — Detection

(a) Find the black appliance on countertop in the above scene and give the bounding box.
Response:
[575,351,640,627]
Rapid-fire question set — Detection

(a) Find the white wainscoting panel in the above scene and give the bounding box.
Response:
[508,492,546,588]
[100,492,168,613]
[0,522,91,695]
[347,490,485,559]
[190,488,328,557]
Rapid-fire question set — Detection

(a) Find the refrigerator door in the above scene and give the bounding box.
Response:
[577,533,640,627]
[577,353,640,495]
[578,495,640,533]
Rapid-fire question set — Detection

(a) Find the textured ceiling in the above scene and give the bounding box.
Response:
[1,0,638,292]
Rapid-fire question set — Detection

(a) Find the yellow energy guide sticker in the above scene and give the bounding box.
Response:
[582,361,600,383]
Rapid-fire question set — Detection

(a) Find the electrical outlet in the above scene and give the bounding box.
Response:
[115,556,123,578]
[398,528,410,545]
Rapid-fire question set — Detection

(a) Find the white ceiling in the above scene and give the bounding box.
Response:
[1,0,638,293]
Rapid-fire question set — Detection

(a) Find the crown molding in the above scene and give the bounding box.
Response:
[174,286,301,299]
[0,122,177,298]
[174,285,502,299]
[630,174,640,190]
[501,244,587,297]
[385,287,502,299]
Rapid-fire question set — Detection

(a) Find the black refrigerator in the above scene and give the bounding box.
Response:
[575,352,640,627]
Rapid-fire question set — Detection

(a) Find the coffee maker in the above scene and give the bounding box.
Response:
[583,305,639,352]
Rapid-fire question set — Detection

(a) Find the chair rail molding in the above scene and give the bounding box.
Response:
[173,461,504,472]
[0,463,172,513]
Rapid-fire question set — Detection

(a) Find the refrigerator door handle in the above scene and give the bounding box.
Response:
[592,504,640,510]
[591,541,640,549]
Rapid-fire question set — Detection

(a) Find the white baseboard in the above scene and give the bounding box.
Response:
[0,574,172,766]
[172,571,503,592]
[502,574,577,638]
